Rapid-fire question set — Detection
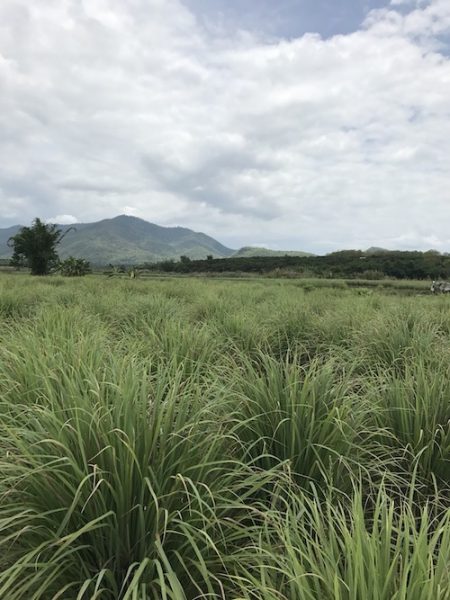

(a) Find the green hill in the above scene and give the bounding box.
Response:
[233,246,313,258]
[365,247,390,255]
[0,215,234,265]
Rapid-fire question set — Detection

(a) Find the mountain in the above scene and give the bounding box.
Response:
[0,215,234,264]
[365,247,390,255]
[0,225,21,257]
[233,246,313,258]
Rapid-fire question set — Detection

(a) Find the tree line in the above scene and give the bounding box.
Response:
[142,250,450,280]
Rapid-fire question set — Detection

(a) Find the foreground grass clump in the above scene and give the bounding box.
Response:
[228,354,366,493]
[235,487,450,600]
[0,274,449,598]
[0,353,269,597]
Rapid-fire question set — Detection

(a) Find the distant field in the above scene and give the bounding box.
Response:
[101,269,435,293]
[0,274,449,598]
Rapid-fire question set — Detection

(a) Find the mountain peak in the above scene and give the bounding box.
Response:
[113,214,141,221]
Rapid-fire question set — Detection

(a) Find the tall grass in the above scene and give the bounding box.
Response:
[0,349,270,597]
[0,274,449,598]
[228,354,367,493]
[375,360,450,490]
[235,486,450,600]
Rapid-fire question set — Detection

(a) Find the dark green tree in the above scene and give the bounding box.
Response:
[8,218,74,275]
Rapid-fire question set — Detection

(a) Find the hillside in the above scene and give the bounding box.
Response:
[233,246,313,258]
[365,247,390,255]
[0,215,234,264]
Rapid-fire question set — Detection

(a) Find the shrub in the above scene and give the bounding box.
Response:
[59,256,92,276]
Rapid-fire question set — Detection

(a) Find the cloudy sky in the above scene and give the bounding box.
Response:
[0,0,449,253]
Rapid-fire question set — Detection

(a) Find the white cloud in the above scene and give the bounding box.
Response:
[390,0,419,6]
[123,206,138,215]
[47,215,79,225]
[0,0,449,252]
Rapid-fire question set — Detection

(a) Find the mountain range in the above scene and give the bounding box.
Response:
[0,215,235,265]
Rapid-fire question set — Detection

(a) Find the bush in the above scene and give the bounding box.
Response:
[59,256,92,276]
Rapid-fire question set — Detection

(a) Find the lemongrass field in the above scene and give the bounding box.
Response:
[0,274,449,599]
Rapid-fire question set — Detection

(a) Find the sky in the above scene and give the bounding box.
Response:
[0,0,449,254]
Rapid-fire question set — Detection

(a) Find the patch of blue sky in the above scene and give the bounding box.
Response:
[183,0,391,39]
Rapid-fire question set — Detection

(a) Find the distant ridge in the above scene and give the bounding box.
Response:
[365,247,390,255]
[0,215,234,264]
[233,246,313,258]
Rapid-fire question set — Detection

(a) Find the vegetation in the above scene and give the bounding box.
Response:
[0,274,449,598]
[58,256,92,277]
[7,218,74,275]
[147,249,450,279]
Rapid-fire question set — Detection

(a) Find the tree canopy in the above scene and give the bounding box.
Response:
[8,218,74,275]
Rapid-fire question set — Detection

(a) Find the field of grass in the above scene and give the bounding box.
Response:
[0,274,449,599]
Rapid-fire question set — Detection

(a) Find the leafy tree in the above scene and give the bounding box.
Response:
[58,256,91,277]
[8,218,75,275]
